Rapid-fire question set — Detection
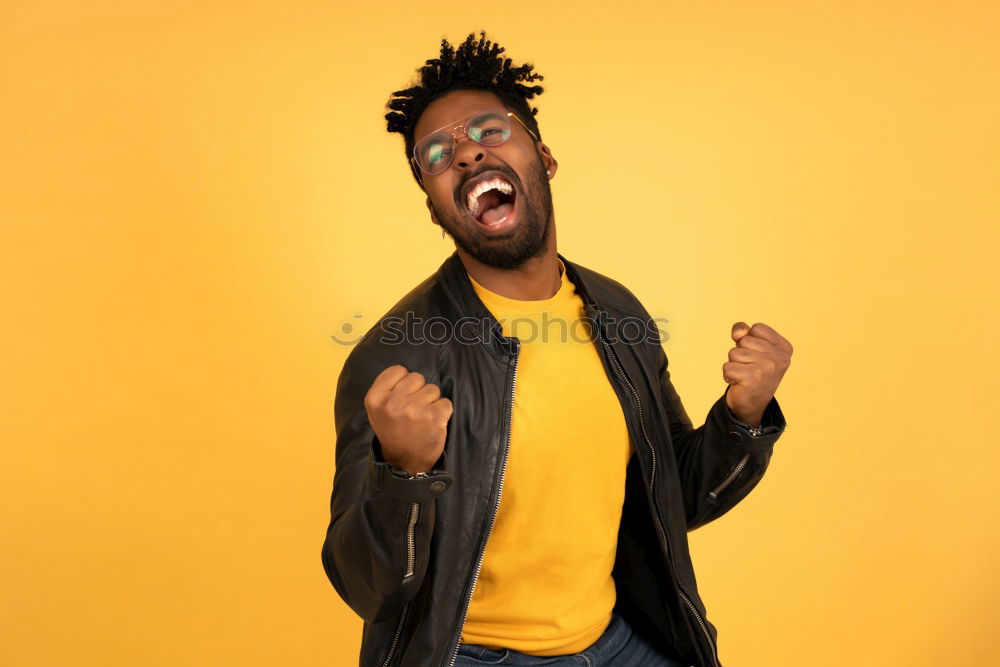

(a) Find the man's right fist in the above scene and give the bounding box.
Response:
[364,365,453,477]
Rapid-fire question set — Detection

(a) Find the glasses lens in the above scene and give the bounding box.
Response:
[468,110,511,146]
[415,131,454,176]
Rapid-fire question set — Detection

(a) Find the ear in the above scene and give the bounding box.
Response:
[536,142,558,179]
[425,197,441,226]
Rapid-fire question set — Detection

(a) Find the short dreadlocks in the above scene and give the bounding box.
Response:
[385,30,546,191]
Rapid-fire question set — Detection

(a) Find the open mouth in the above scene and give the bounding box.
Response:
[466,179,518,228]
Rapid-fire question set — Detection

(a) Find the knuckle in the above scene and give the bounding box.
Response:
[383,364,407,379]
[384,395,403,415]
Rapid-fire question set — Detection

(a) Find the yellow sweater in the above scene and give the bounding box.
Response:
[460,259,635,655]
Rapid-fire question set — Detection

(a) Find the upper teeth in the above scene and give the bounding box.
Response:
[466,178,513,217]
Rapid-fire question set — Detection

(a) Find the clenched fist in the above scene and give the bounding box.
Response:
[723,322,793,427]
[364,365,453,477]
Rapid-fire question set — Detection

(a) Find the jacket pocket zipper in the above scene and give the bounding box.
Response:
[707,453,750,502]
[380,475,427,666]
[404,501,420,579]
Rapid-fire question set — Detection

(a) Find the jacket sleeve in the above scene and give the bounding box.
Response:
[652,340,787,531]
[320,344,452,623]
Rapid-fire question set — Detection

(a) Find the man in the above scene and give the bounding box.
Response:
[321,31,792,667]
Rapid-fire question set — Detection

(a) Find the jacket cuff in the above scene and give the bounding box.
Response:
[715,386,787,453]
[367,437,453,503]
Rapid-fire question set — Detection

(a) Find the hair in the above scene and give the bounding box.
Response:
[385,30,546,191]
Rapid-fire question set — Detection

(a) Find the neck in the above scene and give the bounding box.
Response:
[458,245,561,300]
[456,207,561,300]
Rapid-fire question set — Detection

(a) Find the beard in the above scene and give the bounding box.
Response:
[433,158,553,270]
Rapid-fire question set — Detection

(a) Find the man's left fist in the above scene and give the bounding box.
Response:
[723,322,793,427]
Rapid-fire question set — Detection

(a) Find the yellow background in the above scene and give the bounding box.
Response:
[2,2,997,665]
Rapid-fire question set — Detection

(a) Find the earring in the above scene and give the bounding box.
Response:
[546,170,551,176]
[441,227,446,239]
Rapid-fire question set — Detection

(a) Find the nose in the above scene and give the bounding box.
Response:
[452,134,487,171]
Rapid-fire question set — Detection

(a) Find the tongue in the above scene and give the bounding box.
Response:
[480,201,514,225]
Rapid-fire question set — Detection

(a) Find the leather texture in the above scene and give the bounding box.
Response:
[321,251,787,667]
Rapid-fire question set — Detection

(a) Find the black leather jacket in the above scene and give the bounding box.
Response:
[321,251,787,667]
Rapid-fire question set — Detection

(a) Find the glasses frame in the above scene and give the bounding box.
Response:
[410,107,540,181]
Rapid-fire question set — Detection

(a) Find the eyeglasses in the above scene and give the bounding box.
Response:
[410,107,539,178]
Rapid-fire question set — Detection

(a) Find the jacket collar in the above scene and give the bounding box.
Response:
[436,251,606,355]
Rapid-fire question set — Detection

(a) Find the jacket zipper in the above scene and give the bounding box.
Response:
[445,339,520,667]
[599,328,721,667]
[379,476,427,666]
[381,602,410,667]
[707,453,750,502]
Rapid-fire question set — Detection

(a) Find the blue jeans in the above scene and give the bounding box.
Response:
[454,610,690,666]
